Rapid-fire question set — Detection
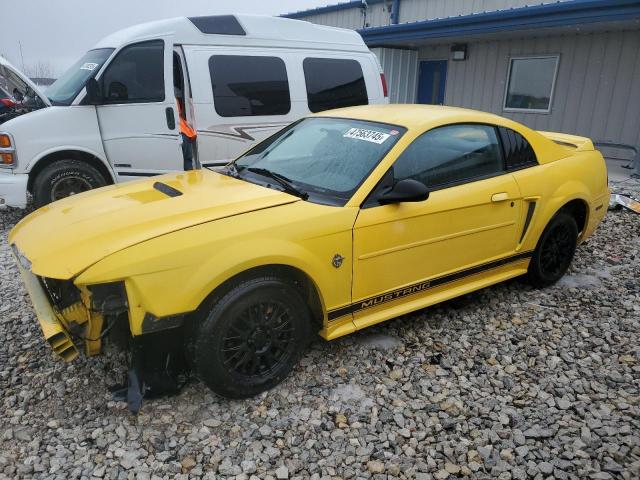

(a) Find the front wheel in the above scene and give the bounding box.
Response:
[527,212,578,288]
[32,159,107,208]
[193,277,311,399]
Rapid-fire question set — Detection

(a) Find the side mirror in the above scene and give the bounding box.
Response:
[85,77,102,104]
[379,178,429,205]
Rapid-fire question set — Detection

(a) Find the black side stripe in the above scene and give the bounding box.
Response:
[520,202,537,243]
[328,250,534,321]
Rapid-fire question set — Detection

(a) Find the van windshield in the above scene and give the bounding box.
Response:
[46,48,114,105]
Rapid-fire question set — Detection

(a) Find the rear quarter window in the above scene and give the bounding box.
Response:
[303,58,368,113]
[499,127,538,170]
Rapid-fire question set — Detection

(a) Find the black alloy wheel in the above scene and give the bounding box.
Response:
[528,212,578,288]
[221,300,296,378]
[194,277,311,398]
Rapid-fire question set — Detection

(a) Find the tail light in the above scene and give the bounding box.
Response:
[0,99,16,108]
[380,73,388,98]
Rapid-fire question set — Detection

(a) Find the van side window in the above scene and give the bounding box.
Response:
[498,127,538,170]
[303,58,368,113]
[101,40,165,103]
[209,55,290,117]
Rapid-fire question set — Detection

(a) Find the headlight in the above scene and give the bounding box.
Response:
[11,243,31,271]
[88,282,128,314]
[0,132,16,167]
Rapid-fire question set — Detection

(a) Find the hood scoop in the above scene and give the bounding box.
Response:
[153,181,183,198]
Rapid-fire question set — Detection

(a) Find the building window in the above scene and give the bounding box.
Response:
[209,55,291,117]
[303,58,368,113]
[504,56,559,113]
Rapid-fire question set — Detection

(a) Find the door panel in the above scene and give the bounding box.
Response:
[417,60,447,105]
[353,174,522,305]
[96,39,182,179]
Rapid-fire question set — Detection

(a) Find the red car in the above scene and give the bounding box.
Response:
[0,86,16,114]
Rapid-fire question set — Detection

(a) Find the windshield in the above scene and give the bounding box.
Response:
[46,48,114,105]
[234,117,405,205]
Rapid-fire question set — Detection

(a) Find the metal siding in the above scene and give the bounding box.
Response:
[398,0,569,23]
[421,30,640,146]
[372,47,419,103]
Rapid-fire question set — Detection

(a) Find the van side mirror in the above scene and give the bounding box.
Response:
[379,179,429,205]
[85,77,102,104]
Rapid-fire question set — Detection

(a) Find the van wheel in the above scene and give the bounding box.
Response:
[527,212,578,288]
[193,277,311,399]
[33,159,107,207]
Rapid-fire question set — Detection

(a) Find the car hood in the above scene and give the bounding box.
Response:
[0,56,51,107]
[9,169,299,279]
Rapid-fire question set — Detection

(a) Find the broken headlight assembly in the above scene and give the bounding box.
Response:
[87,282,129,315]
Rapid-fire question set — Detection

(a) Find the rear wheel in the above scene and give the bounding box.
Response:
[33,159,107,208]
[193,277,311,398]
[527,212,578,288]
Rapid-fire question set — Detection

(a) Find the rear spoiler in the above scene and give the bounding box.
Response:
[537,131,595,152]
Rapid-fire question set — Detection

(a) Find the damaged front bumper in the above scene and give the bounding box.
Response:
[16,263,81,361]
[14,255,107,361]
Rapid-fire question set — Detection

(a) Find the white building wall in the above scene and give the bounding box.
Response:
[371,47,419,103]
[291,0,573,30]
[419,30,640,147]
[398,0,571,22]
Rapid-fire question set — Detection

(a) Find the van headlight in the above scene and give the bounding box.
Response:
[0,133,16,168]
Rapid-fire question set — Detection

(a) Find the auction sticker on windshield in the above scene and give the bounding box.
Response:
[80,63,99,71]
[343,128,390,144]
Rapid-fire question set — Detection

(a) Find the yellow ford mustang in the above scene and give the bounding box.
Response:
[9,105,609,400]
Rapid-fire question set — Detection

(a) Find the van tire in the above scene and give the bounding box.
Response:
[527,212,578,288]
[33,159,107,207]
[193,277,311,399]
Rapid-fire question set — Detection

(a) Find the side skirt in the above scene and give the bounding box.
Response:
[321,251,532,341]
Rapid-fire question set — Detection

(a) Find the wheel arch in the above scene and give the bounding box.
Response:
[557,198,589,236]
[193,264,326,330]
[27,149,116,193]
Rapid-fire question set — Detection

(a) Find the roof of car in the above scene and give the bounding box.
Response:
[315,104,508,130]
[94,14,369,53]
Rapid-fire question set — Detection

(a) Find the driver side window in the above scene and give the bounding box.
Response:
[101,40,165,104]
[394,124,504,190]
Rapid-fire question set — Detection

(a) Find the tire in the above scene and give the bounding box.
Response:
[193,277,311,399]
[33,159,107,208]
[527,211,578,288]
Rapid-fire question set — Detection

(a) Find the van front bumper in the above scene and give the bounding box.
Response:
[0,171,28,208]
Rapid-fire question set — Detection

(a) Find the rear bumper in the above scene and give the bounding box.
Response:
[0,171,28,208]
[582,191,610,241]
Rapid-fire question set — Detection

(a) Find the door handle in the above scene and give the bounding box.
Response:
[491,192,509,202]
[165,107,176,130]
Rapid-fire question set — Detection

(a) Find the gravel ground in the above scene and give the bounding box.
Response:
[1,185,639,480]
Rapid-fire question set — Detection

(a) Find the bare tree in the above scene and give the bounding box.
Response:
[24,60,54,79]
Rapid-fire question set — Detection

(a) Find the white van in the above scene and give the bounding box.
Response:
[0,15,388,208]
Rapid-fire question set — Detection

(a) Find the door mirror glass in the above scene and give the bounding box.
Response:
[379,179,429,205]
[85,77,101,104]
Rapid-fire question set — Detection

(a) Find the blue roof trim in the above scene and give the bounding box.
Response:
[283,0,386,19]
[358,0,640,45]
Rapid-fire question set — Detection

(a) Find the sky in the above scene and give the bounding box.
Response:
[0,0,330,78]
